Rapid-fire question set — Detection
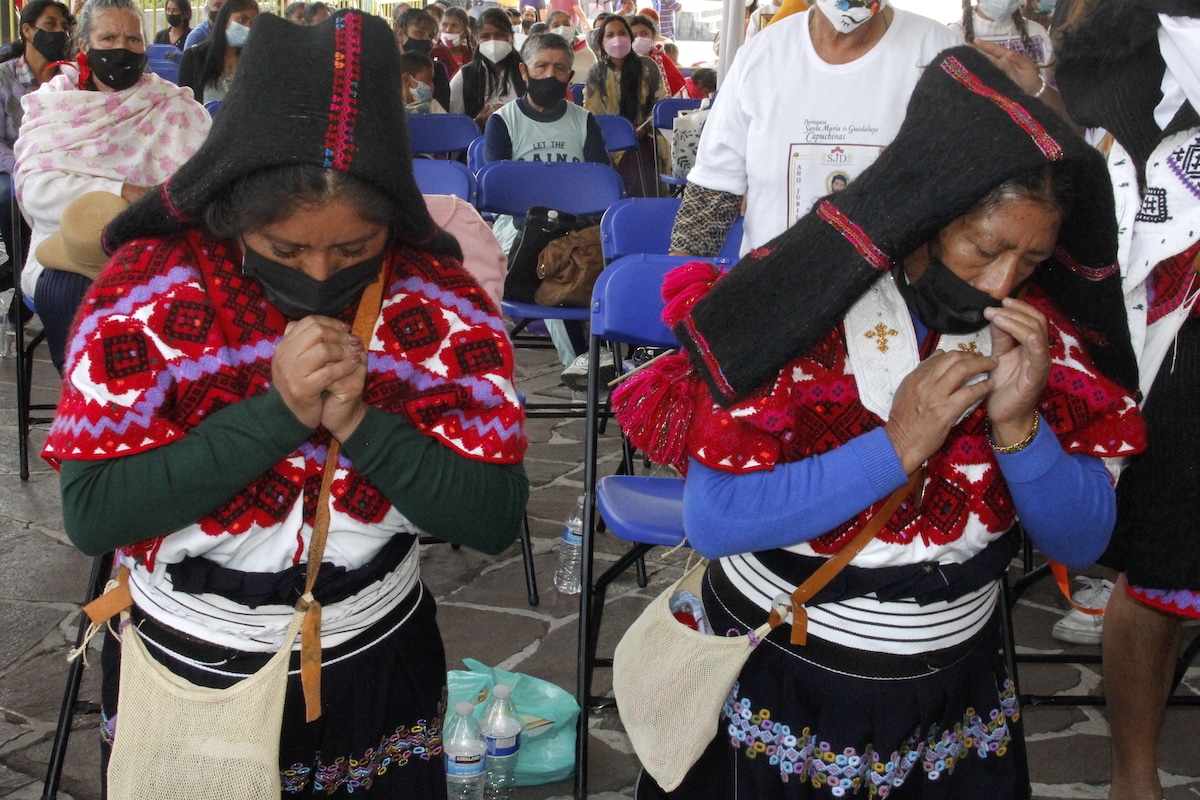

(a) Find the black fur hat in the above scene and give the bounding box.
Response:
[104,10,456,258]
[676,45,1137,405]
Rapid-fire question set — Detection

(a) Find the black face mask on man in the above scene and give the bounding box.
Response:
[525,75,568,108]
[86,47,147,91]
[31,29,69,63]
[242,242,384,320]
[894,254,1002,335]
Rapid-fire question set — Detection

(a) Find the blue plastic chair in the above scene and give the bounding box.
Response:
[600,197,744,262]
[203,100,222,117]
[405,113,480,156]
[593,114,647,198]
[476,159,625,414]
[569,82,585,104]
[146,43,180,84]
[651,97,703,196]
[575,253,693,798]
[466,135,487,174]
[412,159,478,204]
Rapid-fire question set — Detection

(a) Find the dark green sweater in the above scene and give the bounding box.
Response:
[61,388,528,558]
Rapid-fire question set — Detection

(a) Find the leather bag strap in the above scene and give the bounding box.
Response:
[768,467,924,646]
[297,262,389,722]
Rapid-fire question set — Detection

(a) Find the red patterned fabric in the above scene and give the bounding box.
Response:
[684,284,1143,554]
[1147,239,1200,325]
[44,230,525,568]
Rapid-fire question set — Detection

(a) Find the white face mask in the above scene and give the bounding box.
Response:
[975,0,1022,20]
[812,0,888,34]
[441,31,461,46]
[479,39,513,62]
[512,23,523,33]
[550,25,575,40]
[632,35,654,55]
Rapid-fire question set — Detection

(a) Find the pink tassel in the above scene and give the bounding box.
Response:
[661,261,723,326]
[612,353,699,474]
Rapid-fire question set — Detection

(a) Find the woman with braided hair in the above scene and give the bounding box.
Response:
[951,0,1054,67]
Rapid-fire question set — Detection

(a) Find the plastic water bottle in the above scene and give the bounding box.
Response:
[479,684,523,800]
[444,702,487,800]
[552,495,585,595]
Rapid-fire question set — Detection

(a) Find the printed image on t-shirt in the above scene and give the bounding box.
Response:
[787,139,883,224]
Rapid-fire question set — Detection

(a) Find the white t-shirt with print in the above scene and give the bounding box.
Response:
[687,8,961,254]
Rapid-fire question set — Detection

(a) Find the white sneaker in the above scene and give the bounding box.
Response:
[1051,576,1114,645]
[560,351,615,391]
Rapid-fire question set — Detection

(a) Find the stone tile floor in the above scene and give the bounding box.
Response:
[0,326,1196,799]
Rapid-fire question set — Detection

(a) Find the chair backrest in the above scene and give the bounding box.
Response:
[203,100,222,118]
[476,160,625,217]
[466,136,486,174]
[651,98,702,132]
[590,254,695,348]
[569,83,585,104]
[594,114,637,154]
[146,44,179,63]
[412,159,478,204]
[600,197,745,262]
[146,45,180,84]
[405,113,481,155]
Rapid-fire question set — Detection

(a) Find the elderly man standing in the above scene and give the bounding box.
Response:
[484,32,610,385]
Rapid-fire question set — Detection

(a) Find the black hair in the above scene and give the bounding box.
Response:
[628,12,656,35]
[197,0,258,91]
[961,0,1038,64]
[304,2,330,23]
[2,0,72,62]
[528,21,547,34]
[691,67,717,92]
[400,50,433,76]
[470,7,525,103]
[205,165,394,240]
[974,162,1075,220]
[166,0,193,24]
[592,13,650,124]
[398,7,436,35]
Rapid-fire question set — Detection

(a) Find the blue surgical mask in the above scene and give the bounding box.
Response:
[226,20,250,48]
[1036,0,1056,12]
[412,80,433,104]
[976,0,1022,20]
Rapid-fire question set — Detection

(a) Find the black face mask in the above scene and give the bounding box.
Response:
[86,47,146,92]
[403,37,433,55]
[166,13,185,27]
[525,75,568,108]
[31,29,68,63]
[242,243,384,320]
[894,254,1002,335]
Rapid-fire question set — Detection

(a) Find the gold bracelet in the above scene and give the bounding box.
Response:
[988,413,1040,455]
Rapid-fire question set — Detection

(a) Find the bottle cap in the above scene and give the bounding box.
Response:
[455,702,475,715]
[492,684,512,700]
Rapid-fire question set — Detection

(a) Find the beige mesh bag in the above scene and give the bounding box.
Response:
[612,560,778,792]
[106,609,303,800]
[612,473,919,791]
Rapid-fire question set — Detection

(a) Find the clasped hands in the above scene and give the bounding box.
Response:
[885,297,1049,475]
[272,316,369,443]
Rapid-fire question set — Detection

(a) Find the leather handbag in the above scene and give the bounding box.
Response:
[612,471,920,791]
[504,206,592,304]
[533,225,604,307]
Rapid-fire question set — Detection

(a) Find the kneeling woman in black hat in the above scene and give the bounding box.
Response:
[616,45,1144,798]
[44,10,527,796]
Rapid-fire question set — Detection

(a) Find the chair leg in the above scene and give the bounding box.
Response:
[520,513,539,607]
[42,552,115,800]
